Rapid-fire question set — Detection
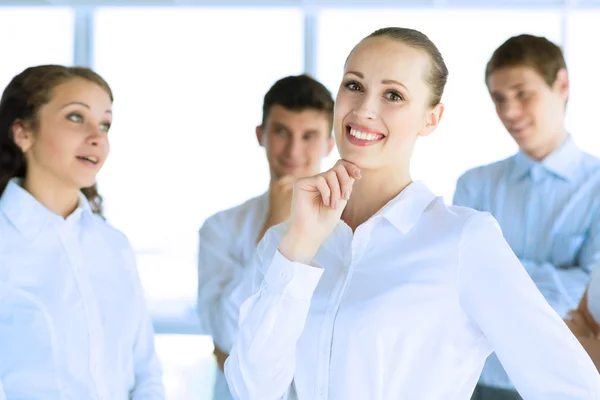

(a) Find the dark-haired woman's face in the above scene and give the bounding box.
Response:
[334,36,443,171]
[14,77,112,192]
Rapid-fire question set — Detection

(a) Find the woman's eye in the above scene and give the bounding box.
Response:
[67,113,83,123]
[345,81,362,91]
[386,91,403,102]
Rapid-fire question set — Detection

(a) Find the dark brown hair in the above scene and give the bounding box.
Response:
[485,34,567,87]
[0,65,113,216]
[262,74,334,135]
[362,27,448,107]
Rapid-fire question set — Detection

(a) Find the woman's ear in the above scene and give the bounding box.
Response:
[12,119,33,153]
[418,103,444,138]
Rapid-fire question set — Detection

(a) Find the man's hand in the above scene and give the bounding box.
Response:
[565,310,596,339]
[267,175,296,224]
[257,176,296,244]
[213,345,229,372]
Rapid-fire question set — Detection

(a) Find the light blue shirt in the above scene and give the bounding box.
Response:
[0,179,164,400]
[453,136,600,390]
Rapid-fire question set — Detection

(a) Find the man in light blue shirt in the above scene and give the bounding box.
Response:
[454,34,600,400]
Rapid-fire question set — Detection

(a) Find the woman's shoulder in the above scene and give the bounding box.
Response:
[422,200,502,246]
[429,199,497,228]
[437,204,507,263]
[88,214,132,251]
[0,211,17,254]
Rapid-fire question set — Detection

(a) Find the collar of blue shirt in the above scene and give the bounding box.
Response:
[0,178,93,241]
[510,135,583,182]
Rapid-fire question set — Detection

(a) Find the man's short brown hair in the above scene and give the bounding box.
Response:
[485,34,567,87]
[261,74,334,135]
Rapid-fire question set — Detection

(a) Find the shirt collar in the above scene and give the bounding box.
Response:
[543,135,582,180]
[376,181,438,235]
[0,178,92,240]
[510,135,582,182]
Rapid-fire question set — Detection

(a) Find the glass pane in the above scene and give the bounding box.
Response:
[93,7,304,318]
[0,7,74,88]
[316,8,562,201]
[564,10,600,158]
[155,334,215,399]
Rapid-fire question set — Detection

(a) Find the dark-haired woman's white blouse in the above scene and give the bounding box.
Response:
[0,179,164,400]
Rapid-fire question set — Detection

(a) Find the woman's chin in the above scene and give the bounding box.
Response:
[71,175,98,192]
[338,151,371,170]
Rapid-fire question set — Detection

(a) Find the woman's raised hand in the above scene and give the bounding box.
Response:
[279,159,361,264]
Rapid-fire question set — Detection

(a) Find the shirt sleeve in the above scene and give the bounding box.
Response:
[458,212,600,399]
[578,205,600,272]
[123,246,166,400]
[0,379,6,400]
[519,259,590,318]
[520,205,600,318]
[197,216,257,353]
[225,225,323,400]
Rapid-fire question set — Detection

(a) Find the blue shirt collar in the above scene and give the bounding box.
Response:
[510,135,582,182]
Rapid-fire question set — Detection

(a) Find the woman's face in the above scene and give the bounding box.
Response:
[334,36,443,171]
[14,77,112,191]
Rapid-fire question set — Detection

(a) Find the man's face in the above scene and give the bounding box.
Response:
[488,66,569,159]
[257,105,334,180]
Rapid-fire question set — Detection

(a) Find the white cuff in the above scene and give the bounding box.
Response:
[263,250,324,300]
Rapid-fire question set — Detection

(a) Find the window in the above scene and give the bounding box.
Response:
[565,10,600,158]
[94,8,304,396]
[0,7,74,88]
[93,7,304,326]
[155,334,215,399]
[316,8,562,201]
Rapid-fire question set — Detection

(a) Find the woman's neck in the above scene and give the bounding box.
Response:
[23,171,80,219]
[342,166,412,232]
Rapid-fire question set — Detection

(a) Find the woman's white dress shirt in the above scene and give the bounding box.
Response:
[0,179,164,400]
[225,181,600,400]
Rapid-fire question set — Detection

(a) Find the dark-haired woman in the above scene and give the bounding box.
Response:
[0,65,164,399]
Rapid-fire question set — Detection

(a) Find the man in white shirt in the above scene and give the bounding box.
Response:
[196,74,335,400]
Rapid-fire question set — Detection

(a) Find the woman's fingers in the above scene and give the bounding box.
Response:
[295,159,361,209]
[333,163,355,201]
[335,159,361,180]
[314,175,331,207]
[322,170,341,208]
